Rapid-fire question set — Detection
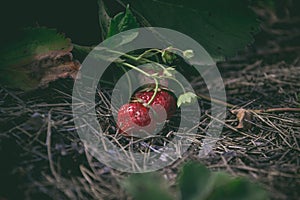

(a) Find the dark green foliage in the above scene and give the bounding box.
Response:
[123,173,174,200]
[124,162,268,200]
[178,162,212,200]
[106,5,139,38]
[121,0,260,60]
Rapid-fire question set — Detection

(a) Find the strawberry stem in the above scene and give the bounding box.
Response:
[147,78,159,105]
[122,62,152,77]
[107,49,140,61]
[122,62,160,106]
[153,63,167,71]
[163,46,183,54]
[107,49,161,63]
[135,49,162,60]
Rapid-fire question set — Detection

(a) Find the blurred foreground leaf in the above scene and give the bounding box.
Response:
[178,162,213,200]
[124,162,268,200]
[208,172,269,200]
[178,162,268,200]
[123,173,173,200]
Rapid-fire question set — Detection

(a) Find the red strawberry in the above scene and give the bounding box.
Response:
[134,90,176,123]
[117,102,156,136]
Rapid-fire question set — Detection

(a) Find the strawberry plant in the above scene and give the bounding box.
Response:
[108,48,200,136]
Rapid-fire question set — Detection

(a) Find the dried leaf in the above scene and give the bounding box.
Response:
[231,108,253,129]
[0,27,80,90]
[38,58,80,88]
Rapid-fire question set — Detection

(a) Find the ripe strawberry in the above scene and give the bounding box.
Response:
[134,90,176,123]
[117,102,156,136]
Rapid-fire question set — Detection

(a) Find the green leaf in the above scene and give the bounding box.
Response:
[178,162,268,200]
[106,5,139,38]
[123,173,174,200]
[121,0,260,60]
[0,27,73,90]
[178,162,213,200]
[209,172,269,200]
[177,92,198,107]
[117,31,139,46]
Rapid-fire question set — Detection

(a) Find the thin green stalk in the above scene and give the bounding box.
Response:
[107,49,139,61]
[164,46,183,54]
[122,62,152,77]
[147,78,159,105]
[153,63,167,71]
[122,62,159,106]
[135,48,162,60]
[107,49,161,63]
